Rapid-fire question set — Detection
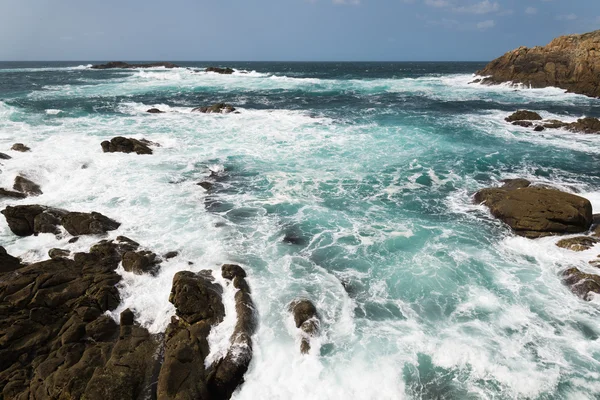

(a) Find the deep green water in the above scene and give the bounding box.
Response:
[1,62,600,399]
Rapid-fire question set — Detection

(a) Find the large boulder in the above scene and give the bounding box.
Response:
[0,246,21,273]
[474,181,593,238]
[288,299,320,354]
[205,67,235,74]
[562,268,600,300]
[122,250,160,275]
[10,143,30,152]
[146,108,165,114]
[61,211,120,236]
[192,103,236,114]
[477,30,600,98]
[91,61,179,69]
[13,175,42,196]
[101,137,155,155]
[567,117,600,134]
[505,110,542,122]
[0,188,27,200]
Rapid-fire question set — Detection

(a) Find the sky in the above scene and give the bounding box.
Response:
[0,0,599,61]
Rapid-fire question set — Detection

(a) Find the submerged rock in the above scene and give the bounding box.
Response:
[192,103,236,114]
[567,117,600,134]
[10,143,30,152]
[48,248,70,259]
[101,136,155,155]
[0,188,27,199]
[533,125,545,132]
[474,182,592,238]
[147,108,165,114]
[512,120,534,128]
[13,175,42,196]
[556,236,600,251]
[0,152,11,160]
[505,110,542,122]
[562,268,600,300]
[205,67,235,74]
[478,29,600,98]
[91,61,179,69]
[289,299,320,354]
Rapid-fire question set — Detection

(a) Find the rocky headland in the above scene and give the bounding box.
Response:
[476,30,600,98]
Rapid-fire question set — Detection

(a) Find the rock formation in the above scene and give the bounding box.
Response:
[10,143,30,152]
[192,103,236,114]
[205,67,235,75]
[101,137,157,155]
[477,30,600,98]
[289,299,320,354]
[474,179,593,238]
[13,176,42,196]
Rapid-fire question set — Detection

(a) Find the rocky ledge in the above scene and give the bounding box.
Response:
[476,30,600,98]
[101,137,159,155]
[205,67,235,75]
[505,110,600,134]
[91,62,179,70]
[474,179,592,238]
[192,103,237,114]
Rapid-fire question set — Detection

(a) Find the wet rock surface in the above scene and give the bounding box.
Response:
[0,246,22,273]
[101,136,155,155]
[1,205,120,237]
[556,236,600,251]
[474,181,593,238]
[505,110,542,122]
[205,67,235,74]
[562,268,600,300]
[0,152,12,160]
[91,61,179,69]
[10,143,30,152]
[147,108,165,114]
[289,299,320,354]
[192,103,236,114]
[13,176,42,196]
[478,30,600,98]
[0,189,27,200]
[567,117,600,134]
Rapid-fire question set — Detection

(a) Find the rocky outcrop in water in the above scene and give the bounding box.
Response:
[13,176,42,196]
[0,153,11,160]
[474,179,593,238]
[147,108,165,114]
[567,117,600,134]
[289,299,319,354]
[562,268,600,300]
[192,103,236,114]
[10,143,30,152]
[101,137,157,155]
[1,205,120,237]
[505,111,600,134]
[91,61,179,69]
[477,30,600,98]
[505,110,542,123]
[205,67,235,75]
[556,236,600,251]
[0,189,27,200]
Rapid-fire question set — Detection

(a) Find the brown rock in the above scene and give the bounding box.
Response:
[61,211,120,236]
[122,250,160,275]
[556,236,600,251]
[10,143,30,152]
[13,175,42,196]
[562,268,600,300]
[0,246,22,273]
[543,119,569,129]
[101,136,155,155]
[474,183,593,238]
[288,299,319,354]
[567,117,600,134]
[192,103,236,114]
[478,30,600,98]
[512,120,534,128]
[505,110,542,122]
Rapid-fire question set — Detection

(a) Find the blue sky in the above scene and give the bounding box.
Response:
[1,0,598,61]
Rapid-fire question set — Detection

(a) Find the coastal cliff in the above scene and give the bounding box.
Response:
[477,30,600,98]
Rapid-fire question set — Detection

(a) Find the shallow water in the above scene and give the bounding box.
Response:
[1,62,600,399]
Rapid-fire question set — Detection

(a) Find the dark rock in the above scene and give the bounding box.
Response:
[469,78,482,84]
[101,136,155,155]
[0,188,27,199]
[61,211,120,236]
[505,110,542,122]
[562,268,600,300]
[1,205,57,236]
[222,264,247,280]
[500,178,531,190]
[169,271,224,325]
[567,117,600,134]
[477,30,600,98]
[91,61,179,69]
[205,67,235,74]
[474,183,593,238]
[192,103,236,114]
[543,119,569,129]
[0,246,22,273]
[122,250,160,275]
[0,152,11,160]
[512,120,533,128]
[556,236,600,251]
[10,143,30,152]
[533,125,545,132]
[289,299,319,354]
[164,251,178,260]
[147,108,165,114]
[68,237,80,244]
[48,248,70,259]
[197,181,214,191]
[13,175,43,196]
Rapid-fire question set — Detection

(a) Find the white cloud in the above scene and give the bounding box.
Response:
[556,13,577,21]
[453,1,500,15]
[525,7,538,15]
[477,19,495,30]
[425,0,450,8]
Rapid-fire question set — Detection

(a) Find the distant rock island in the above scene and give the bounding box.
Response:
[477,30,600,98]
[91,61,179,69]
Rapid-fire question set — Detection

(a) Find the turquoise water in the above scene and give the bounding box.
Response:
[1,62,600,399]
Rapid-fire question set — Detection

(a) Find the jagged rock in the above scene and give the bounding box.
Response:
[474,182,593,238]
[567,117,600,134]
[164,251,178,260]
[562,268,600,300]
[478,30,600,98]
[91,61,179,69]
[122,250,160,275]
[556,236,600,251]
[0,153,11,160]
[192,103,236,114]
[205,67,235,74]
[101,136,155,155]
[0,246,21,273]
[0,188,27,199]
[10,143,30,152]
[533,125,545,132]
[61,211,120,236]
[543,120,569,129]
[288,299,319,354]
[505,110,542,122]
[512,120,534,128]
[48,248,70,259]
[13,175,42,196]
[197,181,214,191]
[207,265,256,399]
[147,108,165,114]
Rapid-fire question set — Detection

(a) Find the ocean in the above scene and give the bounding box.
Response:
[1,61,600,399]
